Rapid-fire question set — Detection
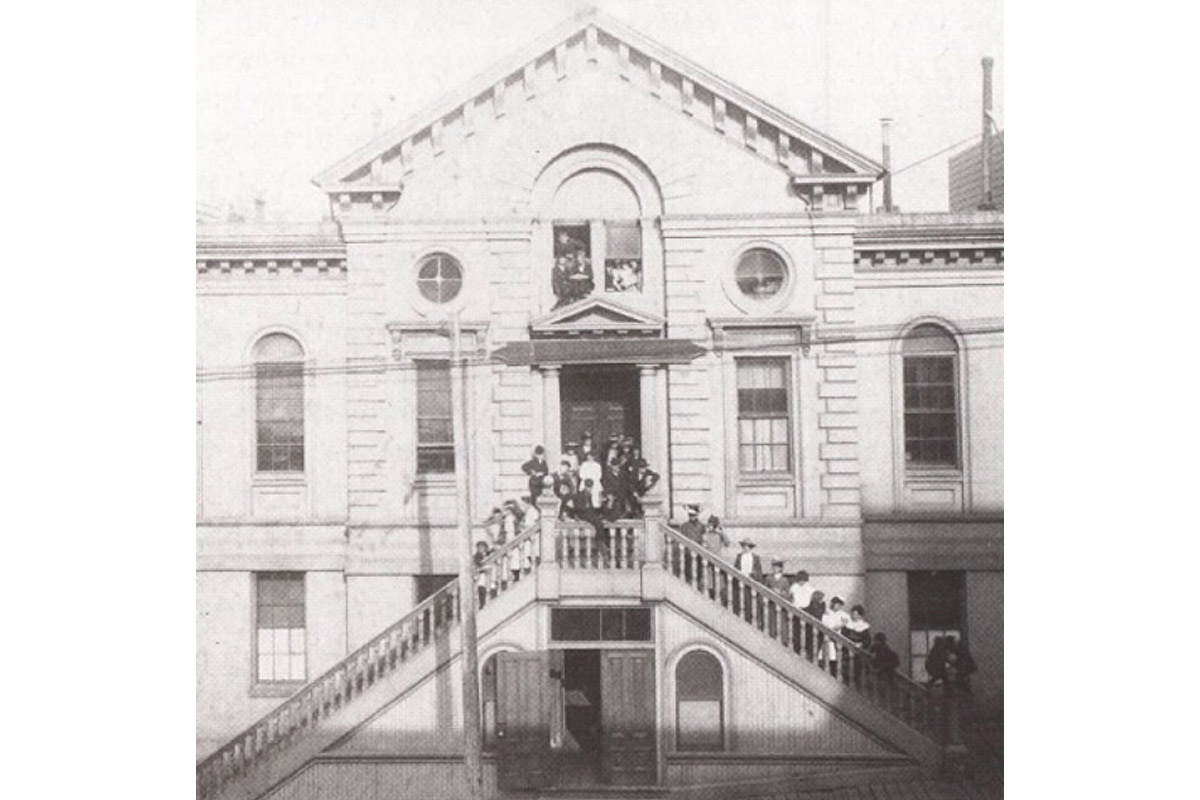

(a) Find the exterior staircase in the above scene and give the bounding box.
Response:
[198,516,972,800]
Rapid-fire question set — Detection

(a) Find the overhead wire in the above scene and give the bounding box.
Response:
[195,319,1004,384]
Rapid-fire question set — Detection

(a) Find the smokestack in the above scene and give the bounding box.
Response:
[880,118,894,213]
[980,57,995,210]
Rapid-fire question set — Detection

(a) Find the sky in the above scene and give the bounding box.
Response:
[197,0,1003,221]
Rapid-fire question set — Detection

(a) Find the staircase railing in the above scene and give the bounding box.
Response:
[555,517,646,569]
[196,525,540,799]
[661,525,945,743]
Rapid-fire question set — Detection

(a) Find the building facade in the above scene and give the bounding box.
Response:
[197,10,1002,798]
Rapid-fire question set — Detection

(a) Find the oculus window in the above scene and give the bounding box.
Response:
[416,253,463,304]
[734,248,787,299]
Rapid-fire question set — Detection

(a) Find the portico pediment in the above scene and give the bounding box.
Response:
[530,296,664,338]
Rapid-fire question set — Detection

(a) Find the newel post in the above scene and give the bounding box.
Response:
[538,496,559,565]
[940,681,973,780]
[537,495,562,601]
[642,498,664,565]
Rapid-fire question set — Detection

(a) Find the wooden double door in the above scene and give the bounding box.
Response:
[559,365,642,451]
[495,649,656,790]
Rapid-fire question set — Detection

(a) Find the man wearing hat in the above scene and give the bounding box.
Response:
[679,504,706,544]
[765,558,790,596]
[521,445,550,501]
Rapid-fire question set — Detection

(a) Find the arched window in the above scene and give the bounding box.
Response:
[902,324,959,468]
[675,650,724,751]
[254,333,305,472]
[551,169,644,306]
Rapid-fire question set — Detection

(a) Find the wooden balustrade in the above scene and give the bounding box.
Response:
[196,525,540,799]
[661,525,947,743]
[555,518,646,569]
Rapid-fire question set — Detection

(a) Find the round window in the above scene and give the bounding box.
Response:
[416,254,464,304]
[734,248,788,299]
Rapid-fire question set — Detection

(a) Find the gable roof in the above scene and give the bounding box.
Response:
[312,6,882,194]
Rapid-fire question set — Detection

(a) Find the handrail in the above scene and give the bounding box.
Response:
[198,524,540,798]
[660,524,940,740]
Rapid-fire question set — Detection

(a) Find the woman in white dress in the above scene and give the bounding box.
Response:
[821,596,851,676]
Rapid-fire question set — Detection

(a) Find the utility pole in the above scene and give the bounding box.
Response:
[450,311,483,799]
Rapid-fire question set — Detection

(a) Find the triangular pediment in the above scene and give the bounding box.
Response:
[530,296,664,337]
[313,6,881,198]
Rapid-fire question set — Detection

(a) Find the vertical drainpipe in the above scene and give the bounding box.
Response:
[880,118,894,213]
[981,57,995,210]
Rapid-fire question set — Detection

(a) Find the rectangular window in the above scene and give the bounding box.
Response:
[256,363,304,472]
[737,359,791,473]
[907,571,965,681]
[416,361,454,474]
[550,607,653,642]
[256,573,306,683]
[903,356,958,468]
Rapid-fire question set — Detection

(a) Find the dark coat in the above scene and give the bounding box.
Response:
[521,456,550,498]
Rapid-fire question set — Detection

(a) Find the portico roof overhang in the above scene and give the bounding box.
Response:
[491,338,705,367]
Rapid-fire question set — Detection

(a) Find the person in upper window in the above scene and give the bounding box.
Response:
[551,256,573,309]
[521,445,550,501]
[678,503,705,544]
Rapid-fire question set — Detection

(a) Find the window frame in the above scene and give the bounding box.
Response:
[721,242,796,314]
[414,359,455,476]
[907,570,966,682]
[252,333,306,476]
[901,324,962,471]
[252,571,307,690]
[673,648,726,752]
[415,252,465,305]
[735,356,794,476]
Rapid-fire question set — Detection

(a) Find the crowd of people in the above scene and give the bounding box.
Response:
[675,502,909,684]
[471,434,660,604]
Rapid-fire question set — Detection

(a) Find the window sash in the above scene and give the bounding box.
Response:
[902,354,958,468]
[736,360,791,473]
[416,362,454,474]
[256,574,306,682]
[255,363,304,472]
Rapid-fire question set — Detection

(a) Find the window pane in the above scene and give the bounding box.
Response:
[258,655,273,682]
[677,701,722,750]
[253,334,304,361]
[416,363,454,473]
[258,629,273,652]
[275,654,291,680]
[605,221,641,258]
[290,628,305,652]
[290,654,306,680]
[416,255,463,304]
[624,608,652,641]
[677,652,722,700]
[256,362,304,473]
[601,609,624,640]
[902,324,957,355]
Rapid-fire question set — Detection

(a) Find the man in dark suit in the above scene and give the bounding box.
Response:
[573,479,607,562]
[552,459,578,520]
[521,445,550,501]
